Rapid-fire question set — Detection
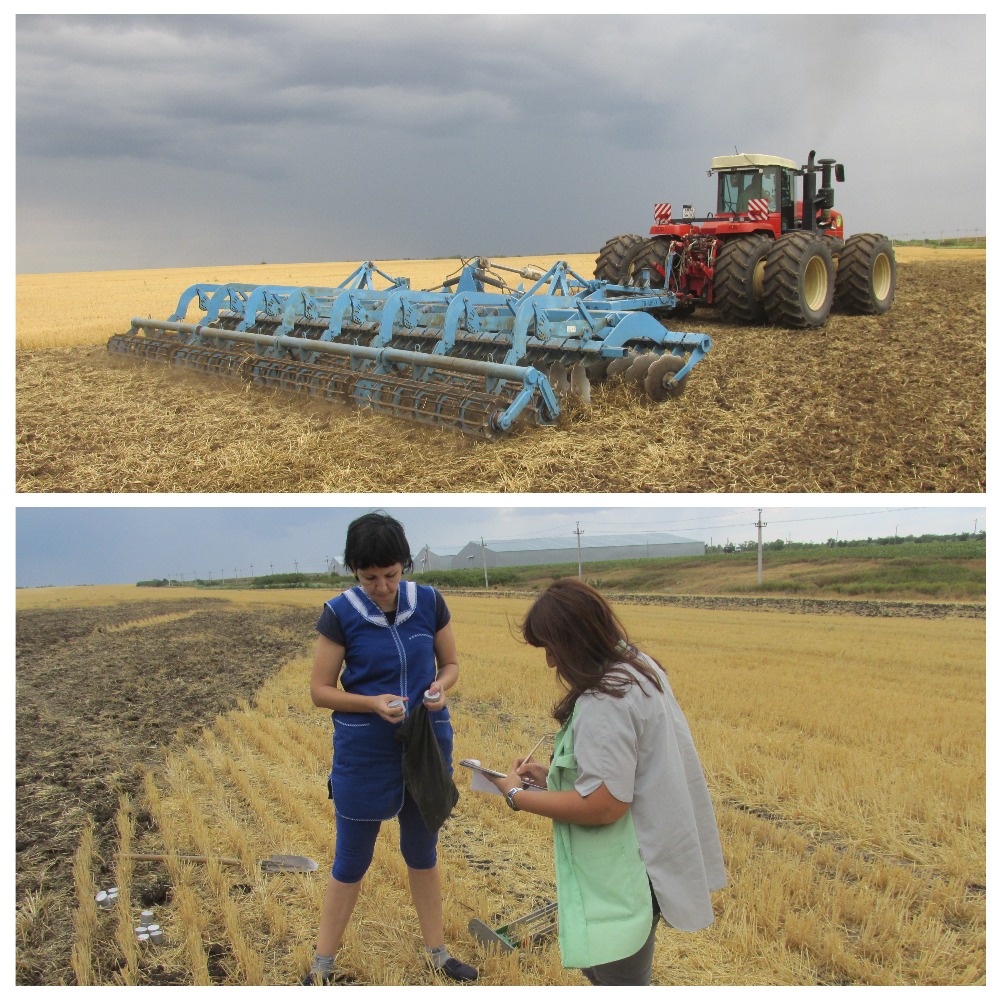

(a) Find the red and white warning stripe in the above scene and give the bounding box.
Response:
[653,203,672,223]
[747,198,770,220]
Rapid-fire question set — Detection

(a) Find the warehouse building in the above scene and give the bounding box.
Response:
[451,531,704,570]
[413,544,465,572]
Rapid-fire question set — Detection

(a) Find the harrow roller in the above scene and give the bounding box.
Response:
[108,258,712,436]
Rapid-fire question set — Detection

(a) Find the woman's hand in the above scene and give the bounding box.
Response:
[487,758,548,795]
[486,769,523,796]
[423,681,446,711]
[514,759,550,789]
[371,694,408,723]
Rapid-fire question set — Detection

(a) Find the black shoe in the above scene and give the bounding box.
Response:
[440,957,478,982]
[300,971,334,985]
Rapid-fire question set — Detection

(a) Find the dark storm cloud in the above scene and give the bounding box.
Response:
[15,13,985,273]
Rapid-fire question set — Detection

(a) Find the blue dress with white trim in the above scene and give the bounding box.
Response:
[321,580,454,822]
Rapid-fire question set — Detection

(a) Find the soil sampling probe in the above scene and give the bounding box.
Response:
[108,257,711,438]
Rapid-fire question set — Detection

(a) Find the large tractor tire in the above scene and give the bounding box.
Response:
[762,231,836,328]
[620,237,673,288]
[834,233,896,314]
[595,234,644,283]
[713,234,772,323]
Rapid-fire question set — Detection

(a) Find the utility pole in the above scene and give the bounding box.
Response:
[755,509,767,585]
[574,522,584,579]
[480,538,489,588]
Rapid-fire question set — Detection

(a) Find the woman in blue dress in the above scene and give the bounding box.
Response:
[302,512,477,985]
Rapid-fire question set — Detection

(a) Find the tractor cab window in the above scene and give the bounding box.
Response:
[718,168,780,214]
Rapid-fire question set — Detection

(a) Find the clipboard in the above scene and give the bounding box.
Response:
[459,759,545,795]
[458,759,508,779]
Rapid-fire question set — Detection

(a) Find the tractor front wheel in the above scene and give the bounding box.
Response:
[713,234,772,323]
[595,234,644,283]
[834,233,896,314]
[762,232,835,328]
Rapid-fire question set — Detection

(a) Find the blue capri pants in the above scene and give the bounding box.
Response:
[332,790,437,883]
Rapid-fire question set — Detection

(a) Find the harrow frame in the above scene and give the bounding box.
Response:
[109,258,712,437]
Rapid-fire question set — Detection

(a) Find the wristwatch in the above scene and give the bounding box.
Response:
[505,787,522,811]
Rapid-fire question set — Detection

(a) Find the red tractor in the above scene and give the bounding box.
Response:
[595,151,896,328]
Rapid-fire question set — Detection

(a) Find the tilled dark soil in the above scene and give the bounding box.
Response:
[15,598,318,985]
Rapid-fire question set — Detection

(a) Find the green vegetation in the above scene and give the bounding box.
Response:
[138,535,985,603]
[893,236,986,249]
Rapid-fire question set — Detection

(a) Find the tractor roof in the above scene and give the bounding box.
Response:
[710,153,798,172]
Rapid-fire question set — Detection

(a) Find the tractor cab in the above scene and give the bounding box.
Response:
[709,152,845,238]
[710,154,797,234]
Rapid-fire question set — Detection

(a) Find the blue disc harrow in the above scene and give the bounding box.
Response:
[107,257,712,438]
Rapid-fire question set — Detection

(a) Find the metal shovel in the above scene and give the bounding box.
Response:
[120,852,318,872]
[259,854,319,873]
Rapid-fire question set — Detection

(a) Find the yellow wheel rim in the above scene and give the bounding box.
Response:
[872,253,892,301]
[804,255,829,311]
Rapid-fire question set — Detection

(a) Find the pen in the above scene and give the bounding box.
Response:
[521,734,549,766]
[517,734,553,788]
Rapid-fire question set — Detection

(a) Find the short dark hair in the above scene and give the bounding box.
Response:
[344,511,413,574]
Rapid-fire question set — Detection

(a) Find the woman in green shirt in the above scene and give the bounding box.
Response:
[488,578,726,986]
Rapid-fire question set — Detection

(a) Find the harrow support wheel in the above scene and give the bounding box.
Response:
[644,354,686,401]
[762,231,835,328]
[595,234,644,283]
[713,234,772,323]
[834,233,896,315]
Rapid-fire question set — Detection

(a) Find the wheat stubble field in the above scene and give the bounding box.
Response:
[15,586,985,986]
[15,248,985,493]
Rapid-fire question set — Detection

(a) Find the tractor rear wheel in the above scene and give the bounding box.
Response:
[595,234,644,283]
[713,234,772,323]
[762,231,835,328]
[834,233,896,314]
[620,237,672,288]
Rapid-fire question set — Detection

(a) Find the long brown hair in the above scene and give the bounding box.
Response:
[520,578,664,725]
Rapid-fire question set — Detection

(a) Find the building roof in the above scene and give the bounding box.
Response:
[417,544,466,557]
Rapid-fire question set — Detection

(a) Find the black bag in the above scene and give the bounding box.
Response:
[394,703,460,833]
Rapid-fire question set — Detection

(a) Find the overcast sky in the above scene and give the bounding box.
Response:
[14,502,987,588]
[15,12,985,275]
